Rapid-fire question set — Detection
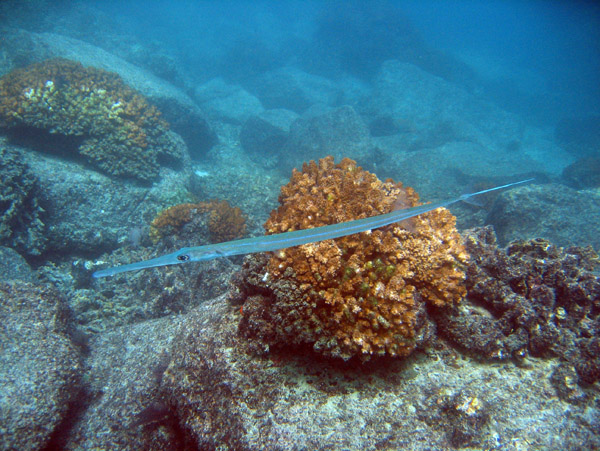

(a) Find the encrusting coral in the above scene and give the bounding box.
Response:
[0,58,183,181]
[233,156,468,361]
[150,199,246,244]
[439,226,600,387]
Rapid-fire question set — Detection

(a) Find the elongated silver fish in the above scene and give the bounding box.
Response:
[93,179,533,278]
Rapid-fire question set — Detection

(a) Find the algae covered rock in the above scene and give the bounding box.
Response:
[439,226,600,385]
[0,58,185,182]
[0,143,46,255]
[0,281,82,451]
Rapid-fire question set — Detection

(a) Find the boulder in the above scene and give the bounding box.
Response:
[194,78,264,124]
[0,29,216,159]
[161,293,599,450]
[0,246,34,282]
[249,66,342,113]
[63,314,186,450]
[240,108,299,167]
[368,60,571,175]
[16,139,194,259]
[0,281,82,451]
[282,105,371,173]
[487,183,600,249]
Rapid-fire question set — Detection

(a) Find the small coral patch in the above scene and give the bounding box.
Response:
[150,199,246,244]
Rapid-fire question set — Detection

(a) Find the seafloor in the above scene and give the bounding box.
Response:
[0,3,599,450]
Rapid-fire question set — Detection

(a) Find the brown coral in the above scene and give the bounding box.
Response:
[150,199,246,244]
[237,156,468,361]
[0,58,181,181]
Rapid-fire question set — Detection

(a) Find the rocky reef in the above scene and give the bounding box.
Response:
[150,199,246,245]
[0,143,46,255]
[0,281,82,451]
[232,156,468,361]
[439,226,600,387]
[0,58,184,182]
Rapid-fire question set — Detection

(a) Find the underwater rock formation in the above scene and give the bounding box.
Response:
[562,156,600,189]
[0,281,82,451]
[281,106,371,174]
[0,58,184,181]
[233,156,468,361]
[240,108,299,168]
[438,226,600,385]
[555,115,600,158]
[150,199,246,245]
[0,144,46,256]
[487,182,600,250]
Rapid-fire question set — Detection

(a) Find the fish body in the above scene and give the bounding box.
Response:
[93,179,533,278]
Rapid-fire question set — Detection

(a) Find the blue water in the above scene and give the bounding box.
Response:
[87,0,600,122]
[0,1,599,449]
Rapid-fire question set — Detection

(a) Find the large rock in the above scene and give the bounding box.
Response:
[161,294,599,450]
[240,108,299,167]
[0,143,46,256]
[487,183,600,249]
[368,60,572,176]
[248,66,343,113]
[15,139,194,259]
[63,315,186,450]
[281,105,371,173]
[0,29,216,159]
[194,78,264,124]
[0,281,82,451]
[0,246,34,282]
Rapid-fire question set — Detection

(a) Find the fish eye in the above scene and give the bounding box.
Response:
[177,254,190,261]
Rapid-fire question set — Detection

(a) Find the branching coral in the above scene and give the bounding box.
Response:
[150,199,246,244]
[235,156,468,361]
[0,58,183,181]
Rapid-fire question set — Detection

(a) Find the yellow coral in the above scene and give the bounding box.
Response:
[0,58,179,181]
[242,157,468,360]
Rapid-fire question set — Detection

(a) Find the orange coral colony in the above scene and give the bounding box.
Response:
[0,58,180,181]
[150,199,246,244]
[247,156,468,361]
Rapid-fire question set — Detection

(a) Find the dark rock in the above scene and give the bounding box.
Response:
[282,105,371,173]
[555,116,600,158]
[450,226,600,386]
[562,156,600,189]
[550,363,588,405]
[436,308,512,360]
[0,143,46,256]
[487,183,600,249]
[305,2,476,86]
[248,66,343,113]
[438,391,490,447]
[0,281,82,451]
[240,108,299,166]
[0,246,34,281]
